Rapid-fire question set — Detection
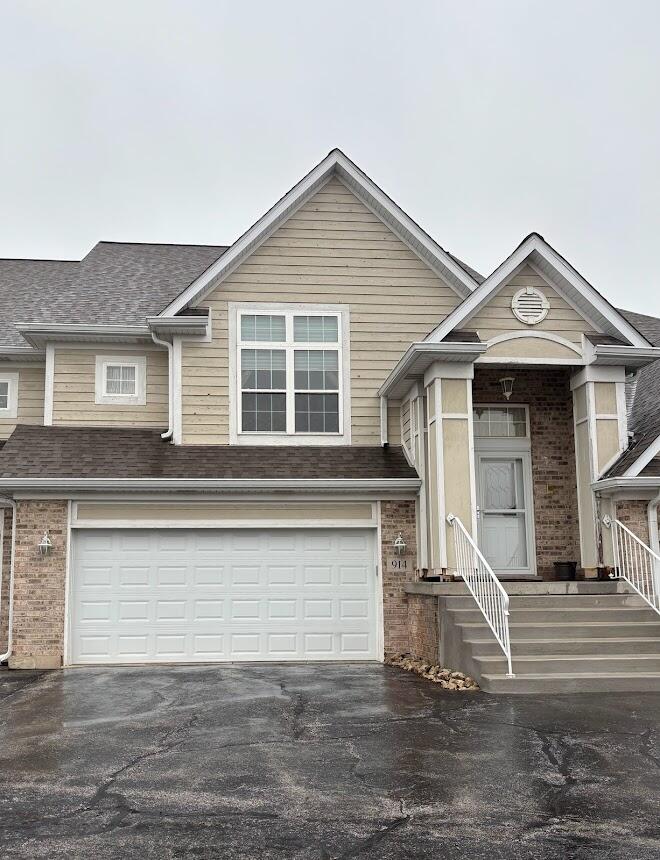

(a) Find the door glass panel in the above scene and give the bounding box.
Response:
[479,456,529,571]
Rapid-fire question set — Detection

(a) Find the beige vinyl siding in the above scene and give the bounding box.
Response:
[52,347,168,427]
[0,364,45,440]
[468,265,592,344]
[181,176,460,444]
[75,501,374,523]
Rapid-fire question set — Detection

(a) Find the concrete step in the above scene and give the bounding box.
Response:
[479,671,660,694]
[445,594,647,610]
[457,621,660,639]
[474,653,660,675]
[450,606,659,624]
[464,636,660,656]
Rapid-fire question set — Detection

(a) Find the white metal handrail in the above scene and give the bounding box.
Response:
[611,519,660,615]
[447,514,514,677]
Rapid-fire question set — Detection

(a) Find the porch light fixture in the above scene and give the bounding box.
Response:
[393,532,407,555]
[38,531,53,557]
[499,376,515,401]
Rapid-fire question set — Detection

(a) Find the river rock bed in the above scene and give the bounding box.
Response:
[386,653,480,691]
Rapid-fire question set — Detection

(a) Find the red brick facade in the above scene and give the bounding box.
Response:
[473,368,581,578]
[407,593,439,662]
[380,499,417,655]
[0,508,11,655]
[9,500,68,669]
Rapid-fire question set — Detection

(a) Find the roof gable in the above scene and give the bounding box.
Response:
[159,149,479,317]
[425,234,652,348]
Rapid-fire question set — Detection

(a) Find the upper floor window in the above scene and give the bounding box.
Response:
[95,356,146,406]
[230,304,350,445]
[0,373,18,419]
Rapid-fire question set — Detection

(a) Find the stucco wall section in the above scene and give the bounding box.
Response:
[380,499,417,655]
[9,500,68,669]
[473,368,580,578]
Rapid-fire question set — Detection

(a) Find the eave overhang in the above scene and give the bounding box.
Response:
[592,477,660,494]
[589,344,660,370]
[379,342,487,399]
[146,315,209,338]
[16,323,154,348]
[0,477,422,496]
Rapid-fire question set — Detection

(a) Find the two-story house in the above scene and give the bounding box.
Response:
[1,150,659,692]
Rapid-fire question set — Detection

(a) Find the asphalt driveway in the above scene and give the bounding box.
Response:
[0,664,658,859]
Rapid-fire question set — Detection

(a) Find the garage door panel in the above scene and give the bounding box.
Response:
[71,528,377,664]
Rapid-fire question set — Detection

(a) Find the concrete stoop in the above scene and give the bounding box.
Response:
[439,585,660,694]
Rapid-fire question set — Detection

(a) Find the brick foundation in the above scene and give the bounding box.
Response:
[473,368,581,578]
[380,499,417,655]
[407,593,439,662]
[9,500,68,669]
[0,508,11,655]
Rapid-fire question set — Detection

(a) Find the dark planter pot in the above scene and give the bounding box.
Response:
[554,561,578,581]
[423,575,443,582]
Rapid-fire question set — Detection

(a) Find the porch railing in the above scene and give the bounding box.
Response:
[447,514,514,677]
[611,519,660,615]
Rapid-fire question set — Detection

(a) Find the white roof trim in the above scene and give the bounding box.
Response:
[160,150,477,317]
[623,434,660,478]
[424,234,652,348]
[593,476,660,492]
[16,323,153,349]
[378,341,487,398]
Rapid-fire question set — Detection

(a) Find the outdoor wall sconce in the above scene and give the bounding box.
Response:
[499,376,515,401]
[393,532,407,555]
[38,531,53,557]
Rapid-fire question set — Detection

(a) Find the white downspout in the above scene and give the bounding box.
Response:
[0,497,17,664]
[151,332,173,441]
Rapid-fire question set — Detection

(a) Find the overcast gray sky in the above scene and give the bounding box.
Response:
[1,1,659,314]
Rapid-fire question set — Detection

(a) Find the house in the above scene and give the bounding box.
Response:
[0,149,659,692]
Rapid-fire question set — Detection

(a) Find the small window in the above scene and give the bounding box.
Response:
[95,356,146,405]
[0,374,18,418]
[105,364,137,396]
[473,406,528,438]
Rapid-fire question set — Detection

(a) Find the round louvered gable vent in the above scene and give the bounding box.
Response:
[511,287,550,325]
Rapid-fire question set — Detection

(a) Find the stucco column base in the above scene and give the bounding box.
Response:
[9,655,62,670]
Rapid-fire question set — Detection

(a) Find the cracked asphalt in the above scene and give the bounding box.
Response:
[0,665,658,859]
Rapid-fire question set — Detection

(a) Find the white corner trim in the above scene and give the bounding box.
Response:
[160,150,476,317]
[172,337,183,444]
[44,345,54,425]
[94,355,147,406]
[380,396,388,446]
[425,234,651,348]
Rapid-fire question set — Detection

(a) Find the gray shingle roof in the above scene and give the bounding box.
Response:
[0,241,227,348]
[603,309,660,478]
[0,425,417,481]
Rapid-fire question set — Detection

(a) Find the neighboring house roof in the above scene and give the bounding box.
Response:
[0,426,418,481]
[603,309,660,478]
[0,241,227,348]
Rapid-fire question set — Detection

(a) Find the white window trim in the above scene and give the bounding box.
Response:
[0,372,19,419]
[228,302,351,445]
[95,355,146,406]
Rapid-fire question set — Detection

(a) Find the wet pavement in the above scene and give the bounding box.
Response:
[0,664,658,859]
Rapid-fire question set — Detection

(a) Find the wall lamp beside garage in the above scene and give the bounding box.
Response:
[393,532,407,555]
[38,531,53,557]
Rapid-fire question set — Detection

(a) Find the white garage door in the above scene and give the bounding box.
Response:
[70,528,378,664]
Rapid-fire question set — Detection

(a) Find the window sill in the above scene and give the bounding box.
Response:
[234,432,350,446]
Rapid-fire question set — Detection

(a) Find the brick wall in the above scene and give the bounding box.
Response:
[0,508,11,654]
[615,499,652,545]
[407,594,439,662]
[380,499,417,655]
[10,500,68,669]
[472,368,581,578]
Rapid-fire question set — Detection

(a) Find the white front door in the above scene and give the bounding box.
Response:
[477,455,535,576]
[69,527,379,664]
